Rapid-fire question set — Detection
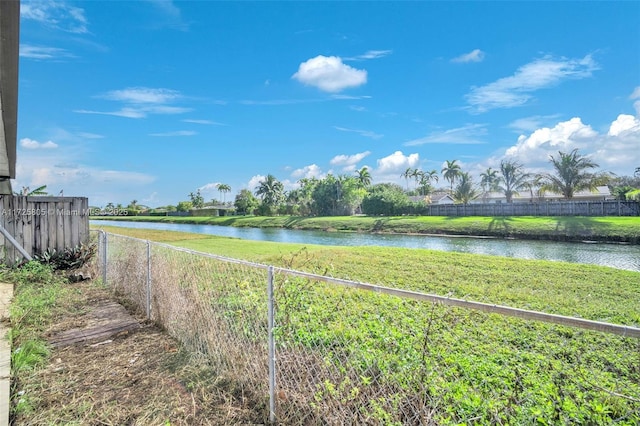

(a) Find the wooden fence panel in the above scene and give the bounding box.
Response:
[426,200,639,217]
[0,196,89,264]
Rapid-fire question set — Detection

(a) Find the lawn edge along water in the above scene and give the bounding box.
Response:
[93,225,640,327]
[91,215,640,244]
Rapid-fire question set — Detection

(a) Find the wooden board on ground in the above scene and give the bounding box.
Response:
[48,300,140,347]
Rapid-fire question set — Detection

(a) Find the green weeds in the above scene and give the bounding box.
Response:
[100,227,640,424]
[1,261,69,417]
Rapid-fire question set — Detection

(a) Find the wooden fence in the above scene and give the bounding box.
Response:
[0,196,90,264]
[426,200,639,217]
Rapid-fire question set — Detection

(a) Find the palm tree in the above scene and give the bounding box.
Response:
[18,185,48,196]
[426,169,439,185]
[635,166,640,178]
[411,168,423,193]
[479,167,499,202]
[452,172,480,204]
[188,190,204,208]
[441,160,462,194]
[418,169,438,196]
[356,167,372,187]
[401,167,413,191]
[497,159,530,203]
[255,174,284,207]
[523,175,544,201]
[217,183,231,203]
[537,149,609,199]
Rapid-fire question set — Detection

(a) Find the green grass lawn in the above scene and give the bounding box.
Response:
[94,225,640,325]
[97,225,640,424]
[95,225,640,424]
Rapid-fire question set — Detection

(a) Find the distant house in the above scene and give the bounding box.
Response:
[408,193,455,205]
[471,186,613,204]
[190,205,235,217]
[430,193,456,205]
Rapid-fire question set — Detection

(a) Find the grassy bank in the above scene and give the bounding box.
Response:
[97,225,640,424]
[94,225,640,325]
[92,215,640,243]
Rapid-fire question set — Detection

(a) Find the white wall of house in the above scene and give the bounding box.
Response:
[470,186,612,204]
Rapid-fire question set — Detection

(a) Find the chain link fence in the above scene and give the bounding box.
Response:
[93,230,640,425]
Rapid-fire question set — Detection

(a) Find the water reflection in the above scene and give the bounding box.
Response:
[92,220,640,272]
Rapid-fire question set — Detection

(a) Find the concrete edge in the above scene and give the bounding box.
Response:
[0,282,13,426]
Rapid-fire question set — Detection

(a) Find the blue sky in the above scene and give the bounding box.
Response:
[16,0,640,207]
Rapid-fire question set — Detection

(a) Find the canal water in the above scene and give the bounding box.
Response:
[92,220,640,272]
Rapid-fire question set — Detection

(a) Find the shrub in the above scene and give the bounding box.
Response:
[34,242,97,270]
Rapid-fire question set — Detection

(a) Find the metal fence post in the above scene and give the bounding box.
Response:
[267,266,276,424]
[146,240,152,320]
[102,231,108,286]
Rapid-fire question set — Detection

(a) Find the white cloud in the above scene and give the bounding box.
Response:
[505,117,596,160]
[182,119,225,125]
[466,54,598,112]
[330,151,371,168]
[145,105,192,114]
[149,130,197,137]
[197,182,222,199]
[101,87,181,104]
[452,49,485,63]
[404,124,488,146]
[239,98,326,106]
[292,55,367,92]
[14,148,155,206]
[349,105,367,112]
[247,175,265,192]
[43,128,104,143]
[98,170,156,184]
[74,108,147,119]
[333,126,383,139]
[142,191,160,205]
[146,0,189,31]
[21,1,89,33]
[20,138,59,149]
[245,174,297,194]
[76,132,104,139]
[501,116,640,175]
[507,115,561,133]
[330,94,372,100]
[344,50,393,61]
[198,182,221,192]
[631,87,640,116]
[19,44,75,60]
[75,88,191,119]
[374,151,420,184]
[608,114,640,137]
[328,151,372,173]
[291,164,324,179]
[240,94,370,106]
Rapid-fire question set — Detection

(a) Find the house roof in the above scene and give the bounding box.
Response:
[431,193,455,202]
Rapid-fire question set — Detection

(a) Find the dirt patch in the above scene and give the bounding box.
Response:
[12,280,268,425]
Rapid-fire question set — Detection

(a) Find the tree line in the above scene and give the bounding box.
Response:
[233,149,638,217]
[98,150,639,216]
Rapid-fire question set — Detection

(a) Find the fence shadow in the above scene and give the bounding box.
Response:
[488,216,513,234]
